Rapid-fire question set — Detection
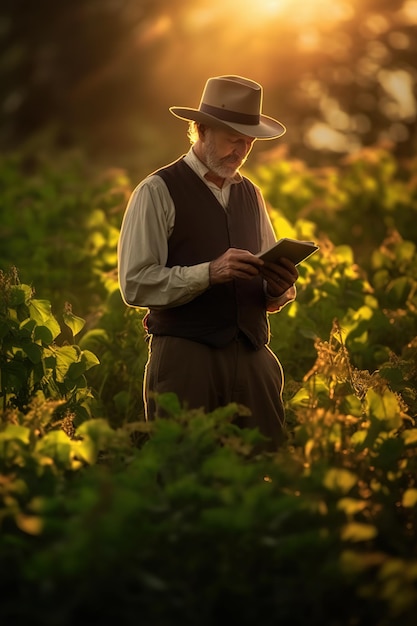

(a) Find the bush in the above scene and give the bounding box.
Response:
[0,268,99,421]
[1,387,417,625]
[0,150,129,315]
[1,145,417,624]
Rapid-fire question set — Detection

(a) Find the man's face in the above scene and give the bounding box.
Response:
[202,127,255,179]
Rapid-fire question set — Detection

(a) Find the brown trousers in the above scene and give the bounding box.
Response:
[143,335,286,449]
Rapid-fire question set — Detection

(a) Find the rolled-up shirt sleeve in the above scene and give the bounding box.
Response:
[118,176,210,309]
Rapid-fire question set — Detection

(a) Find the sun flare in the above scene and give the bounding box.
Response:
[189,0,354,28]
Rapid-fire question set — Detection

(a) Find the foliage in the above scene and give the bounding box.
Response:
[253,148,417,393]
[0,150,129,314]
[0,267,99,421]
[78,287,149,426]
[1,144,417,624]
[1,384,416,625]
[253,147,417,272]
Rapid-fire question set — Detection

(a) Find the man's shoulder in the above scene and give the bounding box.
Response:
[240,173,258,189]
[151,156,187,178]
[139,158,186,188]
[129,171,171,201]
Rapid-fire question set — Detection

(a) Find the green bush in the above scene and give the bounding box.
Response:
[253,147,417,272]
[0,150,129,315]
[1,145,417,625]
[79,287,149,426]
[1,387,416,626]
[0,268,99,420]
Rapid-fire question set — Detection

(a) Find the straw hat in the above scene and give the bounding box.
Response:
[170,75,286,140]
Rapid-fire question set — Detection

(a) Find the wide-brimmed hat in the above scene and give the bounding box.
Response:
[170,75,286,140]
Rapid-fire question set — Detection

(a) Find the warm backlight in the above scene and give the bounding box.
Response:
[187,0,354,29]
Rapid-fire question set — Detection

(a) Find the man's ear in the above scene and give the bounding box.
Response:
[198,124,207,139]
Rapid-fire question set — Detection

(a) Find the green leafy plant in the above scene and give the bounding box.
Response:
[0,268,99,420]
[0,151,129,315]
[78,287,149,426]
[0,145,417,626]
[1,391,416,626]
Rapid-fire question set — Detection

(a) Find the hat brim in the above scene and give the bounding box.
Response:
[169,107,286,140]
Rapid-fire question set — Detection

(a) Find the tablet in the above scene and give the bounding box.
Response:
[257,238,319,265]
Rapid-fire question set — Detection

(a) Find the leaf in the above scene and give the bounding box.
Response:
[113,390,130,413]
[62,310,85,337]
[402,429,417,447]
[78,328,109,351]
[0,359,28,391]
[341,522,377,542]
[34,325,54,345]
[386,277,412,306]
[350,430,367,447]
[74,419,117,464]
[288,387,311,408]
[15,513,43,535]
[373,436,404,470]
[35,430,73,467]
[337,498,367,516]
[379,558,407,579]
[0,424,31,444]
[19,318,37,336]
[9,284,32,307]
[154,392,182,416]
[29,299,54,324]
[29,300,61,339]
[334,245,354,264]
[76,418,115,441]
[366,388,402,425]
[20,341,43,364]
[323,468,358,494]
[340,550,386,574]
[82,349,100,370]
[67,360,87,381]
[396,240,415,262]
[55,345,82,382]
[402,489,417,508]
[0,320,10,340]
[75,438,97,464]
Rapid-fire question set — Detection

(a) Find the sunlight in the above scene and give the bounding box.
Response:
[239,0,299,24]
[305,122,358,153]
[179,0,357,78]
[187,0,354,32]
[378,69,416,119]
[199,0,353,28]
[401,0,417,24]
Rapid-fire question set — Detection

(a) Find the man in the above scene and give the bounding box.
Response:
[118,75,298,449]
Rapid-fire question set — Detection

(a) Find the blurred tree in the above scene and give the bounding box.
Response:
[0,0,416,168]
[0,0,157,154]
[284,0,417,161]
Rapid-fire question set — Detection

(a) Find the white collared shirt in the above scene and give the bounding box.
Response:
[118,147,295,310]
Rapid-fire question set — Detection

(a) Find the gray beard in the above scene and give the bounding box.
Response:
[204,138,246,179]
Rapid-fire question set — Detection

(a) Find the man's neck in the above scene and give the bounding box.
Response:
[204,171,225,188]
[193,141,225,189]
[192,144,225,189]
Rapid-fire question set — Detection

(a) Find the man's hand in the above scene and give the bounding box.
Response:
[260,257,299,298]
[209,248,263,285]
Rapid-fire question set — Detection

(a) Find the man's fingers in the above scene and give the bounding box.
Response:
[209,248,263,285]
[260,257,299,298]
[261,258,299,282]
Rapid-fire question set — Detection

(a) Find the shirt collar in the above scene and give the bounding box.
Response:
[183,148,243,188]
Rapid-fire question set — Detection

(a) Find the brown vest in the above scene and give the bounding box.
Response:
[144,157,269,349]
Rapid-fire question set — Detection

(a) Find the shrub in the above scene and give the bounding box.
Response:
[0,267,99,421]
